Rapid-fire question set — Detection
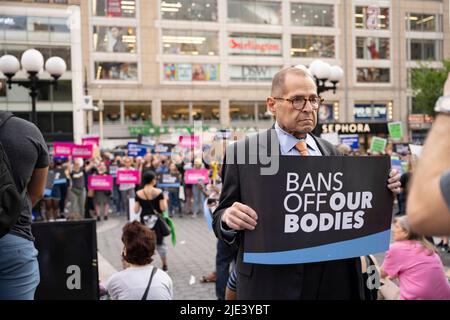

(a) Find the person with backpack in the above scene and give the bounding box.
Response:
[0,112,49,300]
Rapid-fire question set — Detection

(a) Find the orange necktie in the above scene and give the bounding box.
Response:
[295,140,309,156]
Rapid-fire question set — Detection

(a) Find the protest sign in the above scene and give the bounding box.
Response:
[72,144,93,159]
[116,169,141,185]
[88,175,113,190]
[242,156,393,264]
[179,135,200,148]
[127,142,149,157]
[388,122,403,140]
[53,142,73,158]
[157,174,181,188]
[340,134,359,150]
[184,169,209,185]
[82,135,100,147]
[370,137,387,153]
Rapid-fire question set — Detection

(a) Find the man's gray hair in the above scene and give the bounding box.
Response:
[270,66,316,97]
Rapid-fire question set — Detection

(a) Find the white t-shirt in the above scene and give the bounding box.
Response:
[105,265,173,300]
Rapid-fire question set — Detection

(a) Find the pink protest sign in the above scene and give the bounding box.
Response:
[116,169,141,185]
[88,175,113,190]
[184,169,209,185]
[179,135,200,148]
[72,144,93,159]
[53,142,73,157]
[82,135,100,147]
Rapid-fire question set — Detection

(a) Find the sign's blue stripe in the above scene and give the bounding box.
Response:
[157,183,180,188]
[243,229,391,265]
[53,179,67,185]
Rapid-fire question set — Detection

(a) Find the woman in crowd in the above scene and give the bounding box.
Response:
[69,158,86,219]
[380,215,450,300]
[135,171,170,271]
[191,157,205,218]
[104,221,173,300]
[167,163,182,217]
[93,162,111,221]
[118,157,136,216]
[45,161,64,221]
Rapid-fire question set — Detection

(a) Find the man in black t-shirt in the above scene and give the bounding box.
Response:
[0,114,49,300]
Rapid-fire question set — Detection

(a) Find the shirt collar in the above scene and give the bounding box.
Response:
[274,121,319,154]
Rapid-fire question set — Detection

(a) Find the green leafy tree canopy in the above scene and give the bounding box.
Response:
[411,60,450,116]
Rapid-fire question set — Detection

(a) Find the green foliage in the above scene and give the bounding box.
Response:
[410,60,450,115]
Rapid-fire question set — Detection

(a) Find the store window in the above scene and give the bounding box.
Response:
[229,65,280,82]
[162,29,218,55]
[355,6,390,30]
[160,0,217,22]
[291,3,334,27]
[162,101,189,123]
[92,0,136,18]
[319,104,335,123]
[53,80,72,101]
[291,35,335,58]
[356,68,390,83]
[192,101,220,122]
[163,63,219,81]
[53,112,73,133]
[0,15,27,31]
[408,39,442,61]
[93,26,137,53]
[354,102,387,121]
[125,101,151,122]
[356,37,390,60]
[228,0,281,25]
[94,101,120,122]
[228,33,282,56]
[406,13,442,32]
[94,62,138,80]
[230,101,256,122]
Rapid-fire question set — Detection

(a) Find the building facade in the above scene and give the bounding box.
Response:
[0,0,84,142]
[1,0,449,148]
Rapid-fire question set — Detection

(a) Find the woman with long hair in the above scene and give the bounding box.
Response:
[380,215,450,300]
[135,170,170,271]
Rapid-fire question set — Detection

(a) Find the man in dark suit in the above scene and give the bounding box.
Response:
[212,67,401,300]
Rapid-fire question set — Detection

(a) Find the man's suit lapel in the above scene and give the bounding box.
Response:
[310,134,331,156]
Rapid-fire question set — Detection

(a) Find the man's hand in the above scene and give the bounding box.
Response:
[387,169,401,195]
[221,202,258,231]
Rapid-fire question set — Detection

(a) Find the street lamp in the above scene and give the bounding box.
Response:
[297,60,344,136]
[0,49,66,125]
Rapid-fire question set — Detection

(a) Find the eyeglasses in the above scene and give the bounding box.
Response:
[273,96,324,111]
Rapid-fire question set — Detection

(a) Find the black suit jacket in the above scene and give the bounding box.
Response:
[212,128,365,300]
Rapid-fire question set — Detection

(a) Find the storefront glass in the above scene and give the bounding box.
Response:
[228,0,281,25]
[291,34,335,58]
[162,29,218,55]
[93,26,137,53]
[356,37,390,60]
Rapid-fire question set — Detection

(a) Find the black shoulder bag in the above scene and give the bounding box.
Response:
[141,267,158,300]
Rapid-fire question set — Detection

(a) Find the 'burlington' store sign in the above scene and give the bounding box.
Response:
[320,123,388,134]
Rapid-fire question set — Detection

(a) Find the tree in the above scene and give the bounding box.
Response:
[411,60,450,116]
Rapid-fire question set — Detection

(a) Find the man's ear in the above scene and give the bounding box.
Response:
[267,97,276,115]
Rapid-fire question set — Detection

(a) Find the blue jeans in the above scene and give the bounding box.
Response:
[0,234,40,300]
[215,239,238,300]
[192,185,204,215]
[168,190,181,215]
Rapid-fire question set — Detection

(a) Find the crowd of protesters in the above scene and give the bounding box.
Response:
[34,149,213,223]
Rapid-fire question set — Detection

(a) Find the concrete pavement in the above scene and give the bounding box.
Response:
[96,214,450,300]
